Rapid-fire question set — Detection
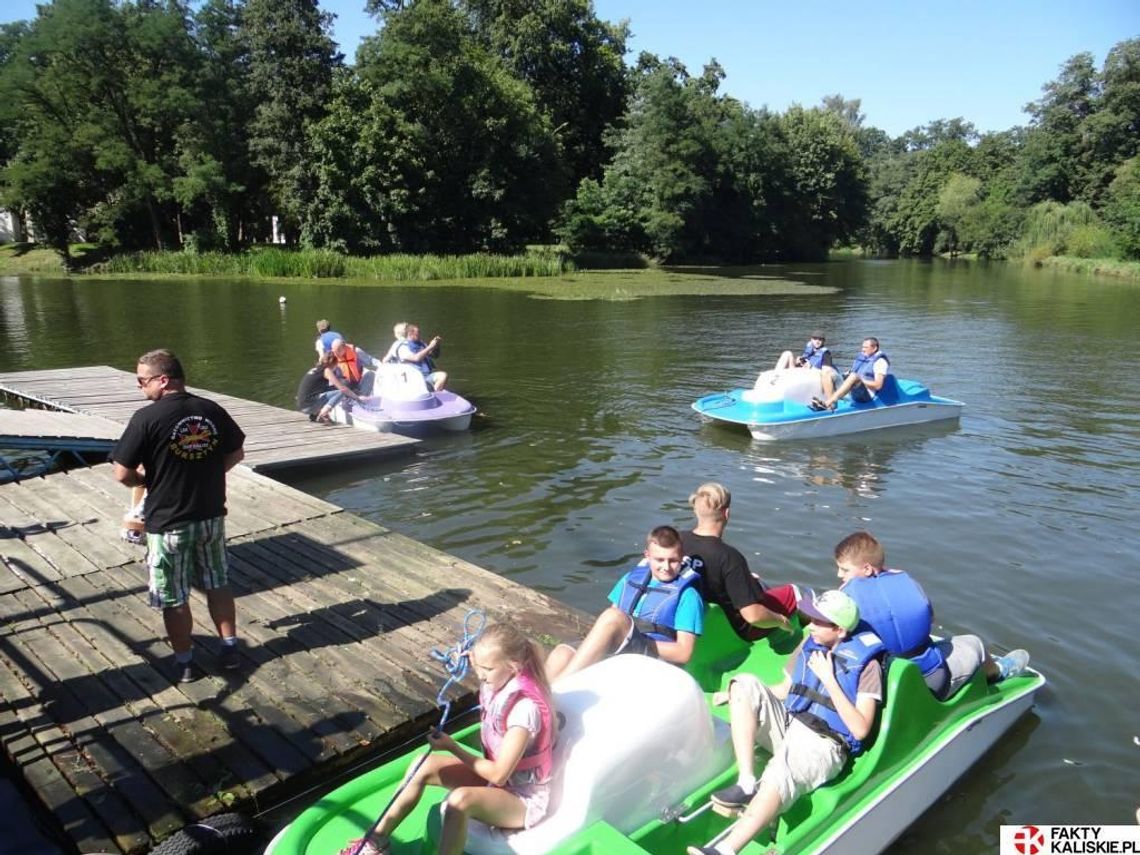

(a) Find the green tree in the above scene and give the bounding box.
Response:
[461,0,630,190]
[240,0,341,243]
[559,56,724,260]
[307,0,563,252]
[1080,38,1140,206]
[174,0,265,250]
[777,106,867,258]
[1017,52,1098,204]
[0,0,203,254]
[1102,156,1140,258]
[935,173,981,255]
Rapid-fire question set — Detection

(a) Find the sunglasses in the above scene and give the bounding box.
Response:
[136,374,164,387]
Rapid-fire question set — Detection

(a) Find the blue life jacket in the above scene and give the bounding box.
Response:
[851,349,890,382]
[400,339,435,375]
[800,342,831,369]
[785,632,885,756]
[614,559,701,642]
[843,571,944,678]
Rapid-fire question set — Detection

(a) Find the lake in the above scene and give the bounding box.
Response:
[1,259,1137,851]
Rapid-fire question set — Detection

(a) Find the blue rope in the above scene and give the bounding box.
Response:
[346,609,486,855]
[429,608,486,730]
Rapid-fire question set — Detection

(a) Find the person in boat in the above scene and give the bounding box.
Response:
[693,590,883,855]
[811,336,889,412]
[682,482,799,641]
[296,352,339,421]
[544,525,704,681]
[341,623,556,855]
[381,321,408,363]
[313,338,383,422]
[397,323,448,392]
[774,331,837,373]
[314,319,343,358]
[833,531,1029,698]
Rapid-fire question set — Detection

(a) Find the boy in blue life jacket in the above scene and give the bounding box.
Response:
[545,525,704,682]
[688,590,882,855]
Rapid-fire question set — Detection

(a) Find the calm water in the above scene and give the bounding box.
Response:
[2,260,1137,851]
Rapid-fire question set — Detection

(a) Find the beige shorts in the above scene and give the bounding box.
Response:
[728,674,846,809]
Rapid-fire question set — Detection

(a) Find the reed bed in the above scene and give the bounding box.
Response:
[94,247,573,280]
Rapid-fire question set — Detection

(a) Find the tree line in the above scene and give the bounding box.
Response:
[1,0,1137,268]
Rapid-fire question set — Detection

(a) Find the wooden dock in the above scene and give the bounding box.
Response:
[0,463,588,854]
[0,365,418,473]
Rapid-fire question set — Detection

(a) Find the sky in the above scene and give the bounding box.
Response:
[3,0,1137,137]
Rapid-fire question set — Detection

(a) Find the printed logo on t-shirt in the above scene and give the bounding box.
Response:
[167,415,221,460]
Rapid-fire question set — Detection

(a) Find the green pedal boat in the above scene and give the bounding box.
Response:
[266,608,1044,854]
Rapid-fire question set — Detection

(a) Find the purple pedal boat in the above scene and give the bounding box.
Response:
[330,365,475,433]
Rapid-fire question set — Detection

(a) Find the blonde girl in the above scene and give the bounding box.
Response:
[347,623,556,855]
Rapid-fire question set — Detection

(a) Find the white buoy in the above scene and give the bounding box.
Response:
[278,295,287,304]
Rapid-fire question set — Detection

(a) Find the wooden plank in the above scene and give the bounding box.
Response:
[82,566,333,775]
[0,494,98,580]
[15,618,226,819]
[224,544,451,697]
[0,481,135,572]
[12,475,140,567]
[43,576,281,800]
[0,531,63,590]
[0,409,124,441]
[0,644,167,852]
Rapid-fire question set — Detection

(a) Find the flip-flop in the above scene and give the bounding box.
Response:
[338,838,389,855]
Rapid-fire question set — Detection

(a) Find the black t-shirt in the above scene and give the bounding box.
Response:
[112,392,245,533]
[296,365,332,410]
[682,530,767,641]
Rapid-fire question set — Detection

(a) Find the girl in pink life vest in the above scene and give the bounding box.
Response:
[348,623,556,855]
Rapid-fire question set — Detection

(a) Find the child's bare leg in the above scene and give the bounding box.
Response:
[554,607,632,682]
[371,755,478,843]
[722,782,782,852]
[544,643,576,681]
[439,787,526,855]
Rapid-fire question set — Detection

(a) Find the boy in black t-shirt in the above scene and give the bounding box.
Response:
[681,483,799,641]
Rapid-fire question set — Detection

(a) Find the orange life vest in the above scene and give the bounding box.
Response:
[335,345,363,386]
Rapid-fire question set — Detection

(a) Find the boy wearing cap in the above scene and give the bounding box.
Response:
[690,590,883,855]
[775,331,836,372]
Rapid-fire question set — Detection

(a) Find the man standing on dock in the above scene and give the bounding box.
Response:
[111,349,246,684]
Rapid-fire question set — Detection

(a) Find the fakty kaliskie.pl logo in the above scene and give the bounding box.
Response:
[1000,826,1140,854]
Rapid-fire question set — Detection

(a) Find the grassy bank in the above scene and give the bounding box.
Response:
[93,246,574,279]
[0,243,574,279]
[0,243,69,273]
[1032,255,1140,280]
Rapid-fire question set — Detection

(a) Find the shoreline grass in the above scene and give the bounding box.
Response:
[92,246,575,280]
[1032,254,1140,280]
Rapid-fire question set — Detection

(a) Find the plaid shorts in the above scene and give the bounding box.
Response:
[145,516,229,608]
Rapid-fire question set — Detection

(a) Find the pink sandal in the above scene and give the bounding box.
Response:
[337,838,388,855]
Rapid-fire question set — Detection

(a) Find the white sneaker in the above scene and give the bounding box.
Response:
[995,649,1030,681]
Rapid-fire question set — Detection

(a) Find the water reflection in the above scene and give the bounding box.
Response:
[699,420,960,499]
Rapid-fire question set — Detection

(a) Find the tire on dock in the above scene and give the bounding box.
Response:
[148,813,263,855]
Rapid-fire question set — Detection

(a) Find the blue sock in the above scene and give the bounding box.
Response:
[221,636,237,647]
[174,650,193,664]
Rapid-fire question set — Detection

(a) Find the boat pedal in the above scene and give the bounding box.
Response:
[711,801,744,819]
